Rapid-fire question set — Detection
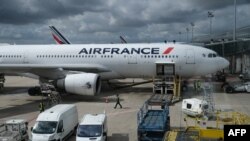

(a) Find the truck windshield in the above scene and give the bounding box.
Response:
[32,121,57,134]
[77,125,102,137]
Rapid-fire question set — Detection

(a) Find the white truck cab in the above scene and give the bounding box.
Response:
[31,104,78,141]
[77,113,107,141]
[182,98,208,117]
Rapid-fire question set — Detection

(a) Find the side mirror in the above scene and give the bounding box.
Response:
[103,132,107,136]
[31,127,33,131]
[58,128,64,133]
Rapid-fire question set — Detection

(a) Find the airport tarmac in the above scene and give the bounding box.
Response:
[0,76,250,141]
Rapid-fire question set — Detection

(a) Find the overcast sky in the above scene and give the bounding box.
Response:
[0,0,249,44]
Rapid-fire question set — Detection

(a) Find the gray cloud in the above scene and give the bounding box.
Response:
[0,0,249,44]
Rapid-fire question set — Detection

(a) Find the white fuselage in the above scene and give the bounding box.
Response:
[0,43,229,80]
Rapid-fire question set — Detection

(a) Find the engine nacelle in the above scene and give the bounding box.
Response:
[56,73,101,96]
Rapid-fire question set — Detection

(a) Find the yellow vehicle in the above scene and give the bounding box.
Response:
[163,127,223,141]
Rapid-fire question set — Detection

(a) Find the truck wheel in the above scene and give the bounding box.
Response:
[225,86,234,93]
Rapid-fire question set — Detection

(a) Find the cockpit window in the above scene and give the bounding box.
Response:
[208,53,217,58]
[202,54,206,57]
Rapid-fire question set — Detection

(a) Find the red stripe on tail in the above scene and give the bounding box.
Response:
[52,34,64,44]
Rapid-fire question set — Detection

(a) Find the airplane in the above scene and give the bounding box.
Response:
[0,43,229,96]
[49,26,71,44]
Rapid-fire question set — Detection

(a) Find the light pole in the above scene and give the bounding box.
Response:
[190,22,195,42]
[179,32,181,42]
[186,27,189,42]
[208,11,214,40]
[233,0,237,41]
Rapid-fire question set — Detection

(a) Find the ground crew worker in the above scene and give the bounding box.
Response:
[39,102,45,113]
[114,94,122,109]
[197,80,201,92]
[193,80,197,91]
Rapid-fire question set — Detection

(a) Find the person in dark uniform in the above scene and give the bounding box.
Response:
[39,102,45,113]
[114,94,122,109]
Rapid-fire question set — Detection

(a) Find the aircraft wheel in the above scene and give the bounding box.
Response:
[225,86,234,93]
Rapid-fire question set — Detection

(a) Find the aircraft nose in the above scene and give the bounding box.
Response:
[219,57,229,70]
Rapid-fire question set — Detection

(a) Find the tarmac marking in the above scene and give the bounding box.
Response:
[27,113,39,122]
[107,109,137,117]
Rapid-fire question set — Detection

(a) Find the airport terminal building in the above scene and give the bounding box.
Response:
[193,25,250,74]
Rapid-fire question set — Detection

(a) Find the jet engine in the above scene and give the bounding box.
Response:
[56,73,101,96]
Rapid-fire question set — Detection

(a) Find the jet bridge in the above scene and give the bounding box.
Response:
[154,62,181,102]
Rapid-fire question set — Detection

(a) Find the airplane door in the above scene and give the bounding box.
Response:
[23,51,29,64]
[127,55,137,64]
[0,54,2,63]
[186,49,195,64]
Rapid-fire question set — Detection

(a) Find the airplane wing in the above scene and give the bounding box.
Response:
[0,64,110,79]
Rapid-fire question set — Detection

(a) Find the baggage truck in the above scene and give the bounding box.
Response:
[137,100,170,141]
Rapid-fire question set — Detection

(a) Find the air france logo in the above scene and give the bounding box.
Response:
[78,47,174,55]
[163,47,174,54]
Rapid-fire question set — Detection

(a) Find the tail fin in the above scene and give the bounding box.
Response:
[49,26,71,44]
[120,36,127,43]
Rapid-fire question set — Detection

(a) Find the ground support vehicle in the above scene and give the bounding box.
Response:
[31,104,78,141]
[0,119,29,141]
[137,99,170,141]
[224,81,250,93]
[77,112,107,141]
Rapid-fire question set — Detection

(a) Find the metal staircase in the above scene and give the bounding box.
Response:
[202,81,215,116]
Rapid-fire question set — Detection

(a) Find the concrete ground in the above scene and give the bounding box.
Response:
[0,76,250,141]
